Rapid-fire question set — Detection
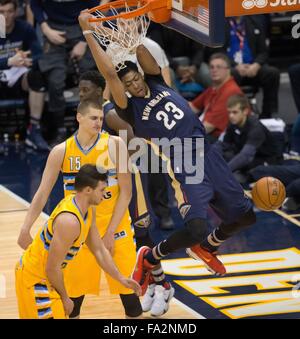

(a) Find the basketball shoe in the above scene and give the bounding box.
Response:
[150,282,175,317]
[186,245,226,276]
[131,246,155,296]
[25,124,50,152]
[141,275,155,312]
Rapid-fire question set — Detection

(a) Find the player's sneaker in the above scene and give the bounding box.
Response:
[131,246,155,296]
[186,245,226,276]
[25,125,50,152]
[141,283,156,312]
[150,283,175,317]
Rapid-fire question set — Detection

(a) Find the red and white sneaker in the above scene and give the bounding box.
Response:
[131,246,155,296]
[186,245,226,276]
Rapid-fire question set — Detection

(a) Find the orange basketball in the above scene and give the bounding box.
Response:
[251,177,286,211]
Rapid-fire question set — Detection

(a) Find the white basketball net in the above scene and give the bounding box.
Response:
[91,3,150,71]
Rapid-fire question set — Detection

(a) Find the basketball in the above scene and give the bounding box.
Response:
[251,177,286,211]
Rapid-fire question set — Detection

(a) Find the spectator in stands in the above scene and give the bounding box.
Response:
[208,15,280,119]
[219,94,282,179]
[288,63,300,153]
[189,53,243,141]
[0,0,49,151]
[30,0,98,145]
[250,162,300,211]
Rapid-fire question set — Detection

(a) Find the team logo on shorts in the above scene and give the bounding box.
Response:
[242,0,268,9]
[134,213,151,228]
[179,204,191,219]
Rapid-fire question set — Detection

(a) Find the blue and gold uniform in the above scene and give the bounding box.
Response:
[62,131,136,296]
[115,73,252,224]
[15,195,93,319]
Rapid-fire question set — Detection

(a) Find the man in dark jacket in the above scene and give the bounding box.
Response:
[220,94,282,176]
[30,0,98,145]
[208,16,280,119]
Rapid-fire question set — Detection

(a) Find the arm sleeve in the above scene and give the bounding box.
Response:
[103,100,115,116]
[228,144,257,172]
[246,124,267,149]
[30,0,46,24]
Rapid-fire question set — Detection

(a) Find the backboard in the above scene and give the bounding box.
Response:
[162,0,225,47]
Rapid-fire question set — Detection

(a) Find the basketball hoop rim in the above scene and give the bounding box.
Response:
[87,0,171,23]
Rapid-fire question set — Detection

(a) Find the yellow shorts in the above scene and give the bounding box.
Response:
[15,261,66,319]
[63,213,137,297]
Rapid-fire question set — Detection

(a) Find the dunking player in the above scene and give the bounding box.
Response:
[78,71,174,317]
[15,165,141,319]
[18,99,143,319]
[79,11,256,287]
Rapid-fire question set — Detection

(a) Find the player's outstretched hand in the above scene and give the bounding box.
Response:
[120,277,142,297]
[18,228,33,250]
[78,10,95,32]
[62,297,74,317]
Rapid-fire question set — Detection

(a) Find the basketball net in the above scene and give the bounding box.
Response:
[90,3,150,71]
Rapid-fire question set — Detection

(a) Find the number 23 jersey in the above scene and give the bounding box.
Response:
[115,73,206,140]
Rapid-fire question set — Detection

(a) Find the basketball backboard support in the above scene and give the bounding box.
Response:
[162,0,225,47]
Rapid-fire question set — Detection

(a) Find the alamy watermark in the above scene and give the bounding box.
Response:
[94,131,205,185]
[0,14,5,38]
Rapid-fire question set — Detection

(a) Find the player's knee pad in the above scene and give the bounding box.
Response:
[69,295,85,318]
[120,294,142,318]
[185,218,208,243]
[27,69,46,93]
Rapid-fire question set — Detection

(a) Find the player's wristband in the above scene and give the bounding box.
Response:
[103,100,115,115]
[82,30,93,36]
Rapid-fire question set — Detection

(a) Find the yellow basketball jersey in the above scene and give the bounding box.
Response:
[21,194,93,285]
[62,132,120,217]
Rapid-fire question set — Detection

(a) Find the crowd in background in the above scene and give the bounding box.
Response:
[0,0,299,212]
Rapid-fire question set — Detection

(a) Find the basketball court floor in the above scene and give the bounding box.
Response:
[0,146,299,319]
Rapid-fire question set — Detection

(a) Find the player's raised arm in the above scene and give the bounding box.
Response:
[136,44,161,75]
[78,11,128,109]
[46,213,81,316]
[18,143,65,250]
[86,210,142,296]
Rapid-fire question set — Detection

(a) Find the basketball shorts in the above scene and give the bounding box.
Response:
[15,259,66,319]
[63,212,137,297]
[167,142,253,224]
[129,168,151,229]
